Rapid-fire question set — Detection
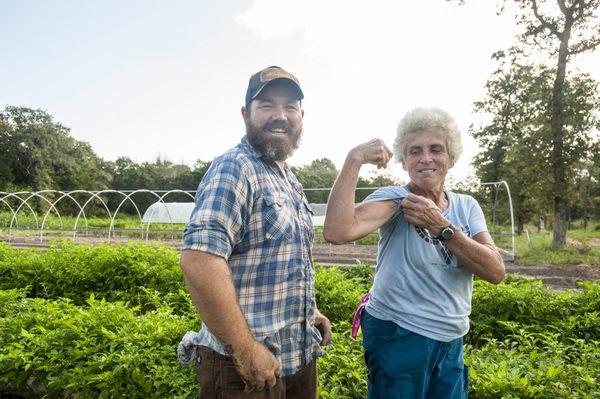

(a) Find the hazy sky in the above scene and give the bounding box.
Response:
[1,0,598,184]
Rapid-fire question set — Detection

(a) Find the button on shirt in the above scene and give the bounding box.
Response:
[178,136,321,376]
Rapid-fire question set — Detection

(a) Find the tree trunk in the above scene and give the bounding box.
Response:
[550,9,574,247]
[583,169,591,230]
[553,206,569,246]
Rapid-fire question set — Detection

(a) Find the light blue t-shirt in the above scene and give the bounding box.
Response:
[363,185,488,342]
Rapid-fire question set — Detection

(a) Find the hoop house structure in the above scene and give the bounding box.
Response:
[141,202,195,240]
[0,182,515,262]
[0,189,195,244]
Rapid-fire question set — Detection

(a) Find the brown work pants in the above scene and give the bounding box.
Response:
[195,346,317,399]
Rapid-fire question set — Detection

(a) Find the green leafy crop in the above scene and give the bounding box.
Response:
[0,243,598,398]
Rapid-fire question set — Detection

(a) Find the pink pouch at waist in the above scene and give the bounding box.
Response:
[351,293,371,339]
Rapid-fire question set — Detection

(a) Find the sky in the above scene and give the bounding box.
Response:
[1,0,598,185]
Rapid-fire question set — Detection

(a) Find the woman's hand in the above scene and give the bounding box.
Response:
[348,138,394,169]
[401,194,449,236]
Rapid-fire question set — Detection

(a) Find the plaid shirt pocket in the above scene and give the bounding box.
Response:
[262,193,294,241]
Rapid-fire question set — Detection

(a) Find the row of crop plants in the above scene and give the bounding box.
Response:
[0,242,598,398]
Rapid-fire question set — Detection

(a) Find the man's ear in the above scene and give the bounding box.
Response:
[241,106,248,123]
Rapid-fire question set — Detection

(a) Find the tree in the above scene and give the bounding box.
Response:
[291,158,403,203]
[292,158,339,203]
[190,160,212,189]
[573,141,600,228]
[471,49,599,234]
[0,114,16,189]
[108,156,212,213]
[109,157,154,191]
[472,51,555,234]
[0,106,111,192]
[506,0,600,245]
[355,173,401,202]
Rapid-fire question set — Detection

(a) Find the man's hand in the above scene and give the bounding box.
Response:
[180,251,281,393]
[232,340,282,393]
[401,194,449,236]
[349,138,394,169]
[315,308,332,346]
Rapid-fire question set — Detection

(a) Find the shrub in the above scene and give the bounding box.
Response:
[470,278,600,345]
[0,292,198,398]
[1,243,599,397]
[337,261,374,289]
[318,322,367,399]
[314,266,365,324]
[466,335,599,398]
[0,242,192,314]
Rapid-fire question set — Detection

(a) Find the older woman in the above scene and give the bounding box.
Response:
[323,107,505,399]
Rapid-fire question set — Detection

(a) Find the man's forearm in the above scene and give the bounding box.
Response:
[180,250,255,355]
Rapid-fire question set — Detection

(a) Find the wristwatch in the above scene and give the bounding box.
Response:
[437,224,455,241]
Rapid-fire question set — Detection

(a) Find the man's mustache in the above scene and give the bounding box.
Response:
[263,121,291,133]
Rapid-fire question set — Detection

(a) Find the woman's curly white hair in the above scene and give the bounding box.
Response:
[394,107,463,163]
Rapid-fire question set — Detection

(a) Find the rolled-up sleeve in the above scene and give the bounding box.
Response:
[182,157,252,259]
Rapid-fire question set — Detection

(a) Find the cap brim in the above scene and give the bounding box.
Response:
[250,78,304,104]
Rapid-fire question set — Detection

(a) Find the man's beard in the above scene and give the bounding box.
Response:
[246,120,303,162]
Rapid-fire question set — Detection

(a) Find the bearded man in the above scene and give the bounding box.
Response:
[178,66,332,399]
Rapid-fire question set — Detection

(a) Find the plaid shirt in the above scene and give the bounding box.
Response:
[179,136,321,377]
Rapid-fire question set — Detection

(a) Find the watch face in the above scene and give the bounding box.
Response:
[441,226,454,240]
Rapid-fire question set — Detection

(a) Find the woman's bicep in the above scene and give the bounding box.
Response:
[350,200,398,240]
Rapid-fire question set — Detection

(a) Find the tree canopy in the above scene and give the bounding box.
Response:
[463,0,600,243]
[1,106,401,212]
[471,49,599,233]
[0,106,112,192]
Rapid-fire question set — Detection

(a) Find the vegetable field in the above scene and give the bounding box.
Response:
[1,242,598,398]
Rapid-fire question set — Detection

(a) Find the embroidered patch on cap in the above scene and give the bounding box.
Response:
[260,67,299,84]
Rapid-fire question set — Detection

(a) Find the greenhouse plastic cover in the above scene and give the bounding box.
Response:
[142,202,327,226]
[142,202,196,224]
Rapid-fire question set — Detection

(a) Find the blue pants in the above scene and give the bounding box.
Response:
[361,310,469,399]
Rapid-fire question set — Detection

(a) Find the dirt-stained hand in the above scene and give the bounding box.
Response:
[232,340,281,393]
[401,194,449,236]
[349,138,394,169]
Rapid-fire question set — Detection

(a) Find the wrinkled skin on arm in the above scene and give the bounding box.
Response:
[324,139,396,244]
[180,250,281,392]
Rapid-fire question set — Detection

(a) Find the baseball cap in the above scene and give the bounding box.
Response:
[245,66,304,106]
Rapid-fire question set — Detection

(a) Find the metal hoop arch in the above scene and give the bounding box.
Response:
[1,192,41,235]
[480,181,515,262]
[145,189,196,240]
[104,190,144,241]
[9,191,64,243]
[41,190,91,242]
[111,190,161,241]
[0,193,18,240]
[72,190,115,240]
